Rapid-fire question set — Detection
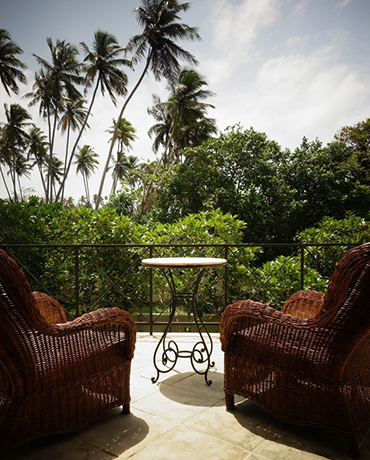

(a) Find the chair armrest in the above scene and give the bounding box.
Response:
[220,299,318,351]
[32,291,68,324]
[281,290,325,319]
[56,308,136,359]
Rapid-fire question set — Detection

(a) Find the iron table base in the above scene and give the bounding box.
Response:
[151,267,215,385]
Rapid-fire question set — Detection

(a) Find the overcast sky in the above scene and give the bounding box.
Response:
[1,0,370,201]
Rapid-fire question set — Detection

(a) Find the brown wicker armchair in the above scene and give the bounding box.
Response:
[0,249,136,449]
[220,243,370,459]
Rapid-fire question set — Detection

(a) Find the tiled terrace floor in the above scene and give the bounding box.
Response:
[5,333,370,460]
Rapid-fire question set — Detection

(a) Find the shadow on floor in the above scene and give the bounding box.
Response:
[158,371,225,407]
[230,399,369,460]
[2,410,149,460]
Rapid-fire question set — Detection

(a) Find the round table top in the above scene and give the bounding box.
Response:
[141,257,227,269]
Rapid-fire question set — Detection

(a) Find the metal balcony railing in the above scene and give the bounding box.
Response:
[0,243,358,333]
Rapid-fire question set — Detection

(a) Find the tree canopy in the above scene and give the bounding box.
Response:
[154,124,370,242]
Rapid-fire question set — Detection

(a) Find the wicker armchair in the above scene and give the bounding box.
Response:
[220,243,370,459]
[0,249,136,449]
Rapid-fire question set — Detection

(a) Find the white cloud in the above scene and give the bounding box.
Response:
[201,0,282,87]
[210,39,370,151]
[337,0,354,12]
[257,57,365,146]
[293,0,308,17]
[210,0,281,57]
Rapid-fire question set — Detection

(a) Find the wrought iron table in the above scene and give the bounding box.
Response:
[142,257,227,385]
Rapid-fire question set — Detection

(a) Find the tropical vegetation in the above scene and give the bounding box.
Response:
[1,1,210,209]
[1,1,370,317]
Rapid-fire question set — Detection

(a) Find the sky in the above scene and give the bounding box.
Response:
[1,0,370,201]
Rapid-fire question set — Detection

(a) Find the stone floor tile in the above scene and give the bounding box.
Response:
[231,399,355,460]
[3,334,370,460]
[159,370,225,399]
[129,373,159,403]
[3,435,112,460]
[184,404,267,453]
[77,407,179,458]
[119,424,250,460]
[131,382,221,425]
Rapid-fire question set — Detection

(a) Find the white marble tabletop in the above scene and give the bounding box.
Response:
[141,257,227,269]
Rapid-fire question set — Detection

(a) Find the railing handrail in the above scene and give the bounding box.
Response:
[0,242,360,333]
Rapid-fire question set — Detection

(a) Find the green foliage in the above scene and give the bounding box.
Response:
[0,201,257,317]
[156,125,297,242]
[336,118,370,183]
[297,215,370,277]
[49,205,146,244]
[155,124,370,243]
[106,187,138,217]
[0,197,64,284]
[39,205,148,313]
[1,194,368,320]
[284,138,370,228]
[141,209,257,316]
[0,196,63,244]
[144,208,246,246]
[250,255,328,309]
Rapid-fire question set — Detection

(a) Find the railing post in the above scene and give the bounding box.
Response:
[75,246,79,317]
[300,245,304,290]
[224,245,229,308]
[149,246,153,335]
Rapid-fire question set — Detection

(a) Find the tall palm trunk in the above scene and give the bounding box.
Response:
[9,167,18,202]
[56,78,100,201]
[0,166,12,200]
[95,54,152,209]
[60,123,71,202]
[46,110,58,202]
[17,175,23,201]
[37,161,47,197]
[83,172,90,203]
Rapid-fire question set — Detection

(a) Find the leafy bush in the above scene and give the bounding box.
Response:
[249,255,328,309]
[1,198,367,318]
[297,215,370,276]
[141,209,259,317]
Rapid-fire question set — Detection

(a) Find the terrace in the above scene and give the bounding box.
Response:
[7,332,370,460]
[2,243,370,459]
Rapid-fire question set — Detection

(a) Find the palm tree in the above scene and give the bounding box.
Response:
[106,118,137,194]
[55,30,130,201]
[27,126,49,196]
[0,29,27,96]
[57,96,88,200]
[28,38,83,202]
[74,144,99,204]
[174,116,217,157]
[110,150,130,195]
[81,30,129,106]
[33,38,82,102]
[142,67,216,211]
[161,67,216,160]
[107,117,137,153]
[0,103,33,201]
[13,152,32,200]
[44,156,63,201]
[125,154,141,188]
[95,0,201,209]
[0,125,12,199]
[147,94,173,156]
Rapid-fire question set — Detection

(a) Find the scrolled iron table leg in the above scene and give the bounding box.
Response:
[189,268,215,385]
[152,267,215,384]
[151,270,179,383]
[142,257,227,385]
